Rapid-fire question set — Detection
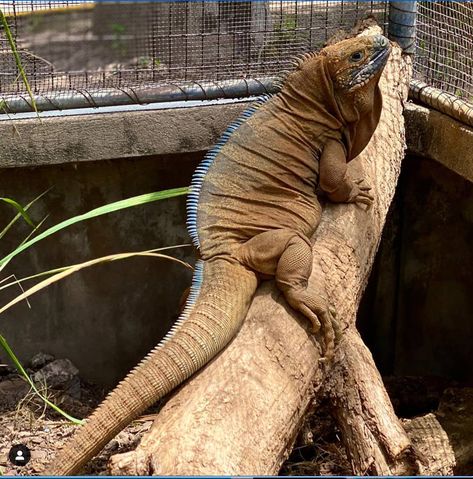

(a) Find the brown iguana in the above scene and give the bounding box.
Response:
[48,34,390,475]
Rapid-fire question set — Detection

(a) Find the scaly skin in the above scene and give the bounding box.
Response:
[49,260,257,475]
[47,34,390,475]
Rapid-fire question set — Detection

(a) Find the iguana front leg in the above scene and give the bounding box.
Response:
[320,139,374,206]
[235,229,336,360]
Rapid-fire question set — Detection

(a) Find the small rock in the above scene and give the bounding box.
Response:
[0,363,14,376]
[29,352,55,370]
[33,359,79,390]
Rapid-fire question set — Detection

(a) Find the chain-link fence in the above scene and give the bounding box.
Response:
[0,1,472,112]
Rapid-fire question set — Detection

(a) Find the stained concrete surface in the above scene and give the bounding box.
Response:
[0,103,245,168]
[0,153,200,386]
[404,103,473,183]
[359,156,473,384]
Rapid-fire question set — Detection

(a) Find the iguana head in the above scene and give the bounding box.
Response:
[281,33,391,160]
[323,35,391,94]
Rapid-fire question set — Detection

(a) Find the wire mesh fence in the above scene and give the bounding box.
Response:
[415,1,473,103]
[0,0,388,102]
[0,1,472,110]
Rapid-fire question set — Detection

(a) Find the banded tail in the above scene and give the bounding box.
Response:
[48,259,258,475]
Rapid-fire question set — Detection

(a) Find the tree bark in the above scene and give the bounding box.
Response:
[109,27,414,476]
[403,413,456,475]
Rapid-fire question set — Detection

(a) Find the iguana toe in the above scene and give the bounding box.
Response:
[285,290,337,361]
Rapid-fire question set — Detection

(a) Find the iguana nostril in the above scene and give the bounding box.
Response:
[375,35,389,48]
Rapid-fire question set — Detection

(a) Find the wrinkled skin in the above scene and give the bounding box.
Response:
[197,34,391,356]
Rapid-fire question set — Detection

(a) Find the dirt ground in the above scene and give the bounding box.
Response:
[0,355,155,476]
[0,408,155,476]
[0,352,467,476]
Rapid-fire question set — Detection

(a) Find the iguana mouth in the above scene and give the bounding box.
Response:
[349,36,391,89]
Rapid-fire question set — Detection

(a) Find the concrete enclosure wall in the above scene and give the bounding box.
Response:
[0,154,199,386]
[358,156,473,384]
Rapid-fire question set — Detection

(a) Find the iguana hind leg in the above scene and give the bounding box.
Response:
[235,229,336,359]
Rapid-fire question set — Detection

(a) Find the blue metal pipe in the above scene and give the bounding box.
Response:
[388,1,417,54]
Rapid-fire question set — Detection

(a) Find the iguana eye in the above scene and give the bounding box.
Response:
[350,51,364,62]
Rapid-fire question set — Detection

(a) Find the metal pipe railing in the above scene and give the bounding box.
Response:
[0,78,278,115]
[3,2,473,131]
[409,80,473,128]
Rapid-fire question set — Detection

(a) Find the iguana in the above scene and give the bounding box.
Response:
[48,34,390,475]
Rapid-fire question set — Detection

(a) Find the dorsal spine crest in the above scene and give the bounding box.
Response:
[186,95,270,249]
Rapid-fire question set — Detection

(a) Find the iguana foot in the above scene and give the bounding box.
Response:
[236,229,340,361]
[348,178,374,207]
[284,288,337,361]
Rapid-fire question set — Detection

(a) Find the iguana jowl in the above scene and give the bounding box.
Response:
[49,34,390,475]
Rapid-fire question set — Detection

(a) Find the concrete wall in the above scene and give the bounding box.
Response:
[0,153,200,386]
[358,155,473,384]
[364,104,473,383]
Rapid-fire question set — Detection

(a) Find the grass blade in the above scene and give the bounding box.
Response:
[0,244,191,293]
[0,8,38,115]
[0,245,191,424]
[0,187,188,267]
[0,265,68,290]
[0,197,35,228]
[0,214,50,274]
[0,334,83,424]
[0,246,192,317]
[0,188,51,241]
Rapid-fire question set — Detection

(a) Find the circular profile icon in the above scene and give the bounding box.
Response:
[8,444,31,466]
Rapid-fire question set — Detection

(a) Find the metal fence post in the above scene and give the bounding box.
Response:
[388,1,417,54]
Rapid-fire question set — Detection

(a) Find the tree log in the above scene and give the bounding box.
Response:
[110,28,414,475]
[403,413,456,475]
[386,387,473,475]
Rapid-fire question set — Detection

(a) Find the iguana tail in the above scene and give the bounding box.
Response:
[48,258,258,475]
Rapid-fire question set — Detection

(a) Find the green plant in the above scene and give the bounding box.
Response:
[0,335,83,424]
[259,13,307,62]
[0,187,188,268]
[0,187,189,423]
[136,57,162,69]
[0,193,80,422]
[137,56,151,68]
[0,188,50,241]
[110,22,126,36]
[0,8,38,114]
[110,21,128,57]
[0,246,192,317]
[0,197,35,228]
